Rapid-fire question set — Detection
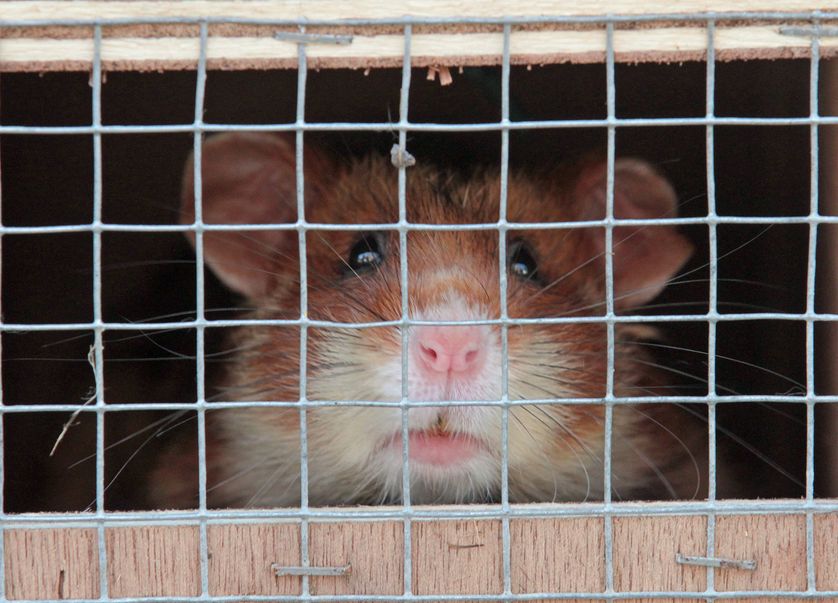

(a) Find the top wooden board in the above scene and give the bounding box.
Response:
[1,1,837,21]
[0,2,836,73]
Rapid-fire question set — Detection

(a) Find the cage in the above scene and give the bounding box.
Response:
[1,1,837,601]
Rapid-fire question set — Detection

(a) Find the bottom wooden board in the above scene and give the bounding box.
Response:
[4,509,837,601]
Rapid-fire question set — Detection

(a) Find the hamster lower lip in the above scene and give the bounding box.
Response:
[384,430,486,467]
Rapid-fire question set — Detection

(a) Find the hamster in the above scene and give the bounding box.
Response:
[150,132,705,508]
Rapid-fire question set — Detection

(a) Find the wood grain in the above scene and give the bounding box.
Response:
[309,521,404,596]
[106,526,200,598]
[5,529,99,601]
[510,517,604,596]
[715,514,807,592]
[0,26,836,73]
[815,512,838,590]
[207,523,301,596]
[3,510,837,600]
[612,515,708,593]
[1,1,835,21]
[412,519,503,595]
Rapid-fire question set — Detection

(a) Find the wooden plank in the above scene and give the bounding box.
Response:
[717,598,812,603]
[206,523,301,596]
[4,529,99,600]
[3,510,837,599]
[715,514,807,592]
[309,521,404,595]
[815,513,838,590]
[612,515,707,593]
[0,1,835,21]
[106,526,200,598]
[0,26,836,73]
[412,519,504,595]
[510,517,604,595]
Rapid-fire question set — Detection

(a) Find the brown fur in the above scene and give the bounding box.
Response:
[151,133,705,508]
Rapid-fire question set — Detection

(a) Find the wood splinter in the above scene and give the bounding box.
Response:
[57,569,65,599]
[448,542,484,550]
[426,65,453,86]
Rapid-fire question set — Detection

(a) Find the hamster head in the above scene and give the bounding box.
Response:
[175,132,699,507]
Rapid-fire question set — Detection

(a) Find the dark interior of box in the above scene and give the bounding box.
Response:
[2,59,834,511]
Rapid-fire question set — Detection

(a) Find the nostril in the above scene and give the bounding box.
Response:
[421,344,438,363]
[418,342,449,373]
[463,349,478,366]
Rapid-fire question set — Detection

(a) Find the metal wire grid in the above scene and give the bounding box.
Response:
[0,10,836,603]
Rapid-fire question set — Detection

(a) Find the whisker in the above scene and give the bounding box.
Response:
[67,411,189,469]
[675,403,803,488]
[635,340,805,392]
[623,405,701,500]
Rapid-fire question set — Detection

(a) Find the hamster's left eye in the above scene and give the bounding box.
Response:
[508,240,538,279]
[348,232,385,272]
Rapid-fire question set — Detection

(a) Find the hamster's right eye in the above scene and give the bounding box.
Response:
[348,232,385,272]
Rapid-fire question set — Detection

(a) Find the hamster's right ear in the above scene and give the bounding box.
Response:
[180,132,328,299]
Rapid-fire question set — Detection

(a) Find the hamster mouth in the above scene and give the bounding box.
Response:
[383,425,486,467]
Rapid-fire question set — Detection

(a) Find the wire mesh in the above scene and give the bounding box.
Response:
[0,8,836,603]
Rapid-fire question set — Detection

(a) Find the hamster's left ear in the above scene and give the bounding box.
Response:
[571,158,694,309]
[180,132,333,299]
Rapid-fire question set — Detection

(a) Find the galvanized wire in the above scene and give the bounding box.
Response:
[192,20,211,600]
[0,10,834,603]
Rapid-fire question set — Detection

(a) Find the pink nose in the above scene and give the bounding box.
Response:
[413,325,487,374]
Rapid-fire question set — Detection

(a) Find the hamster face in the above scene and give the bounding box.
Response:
[155,133,704,508]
